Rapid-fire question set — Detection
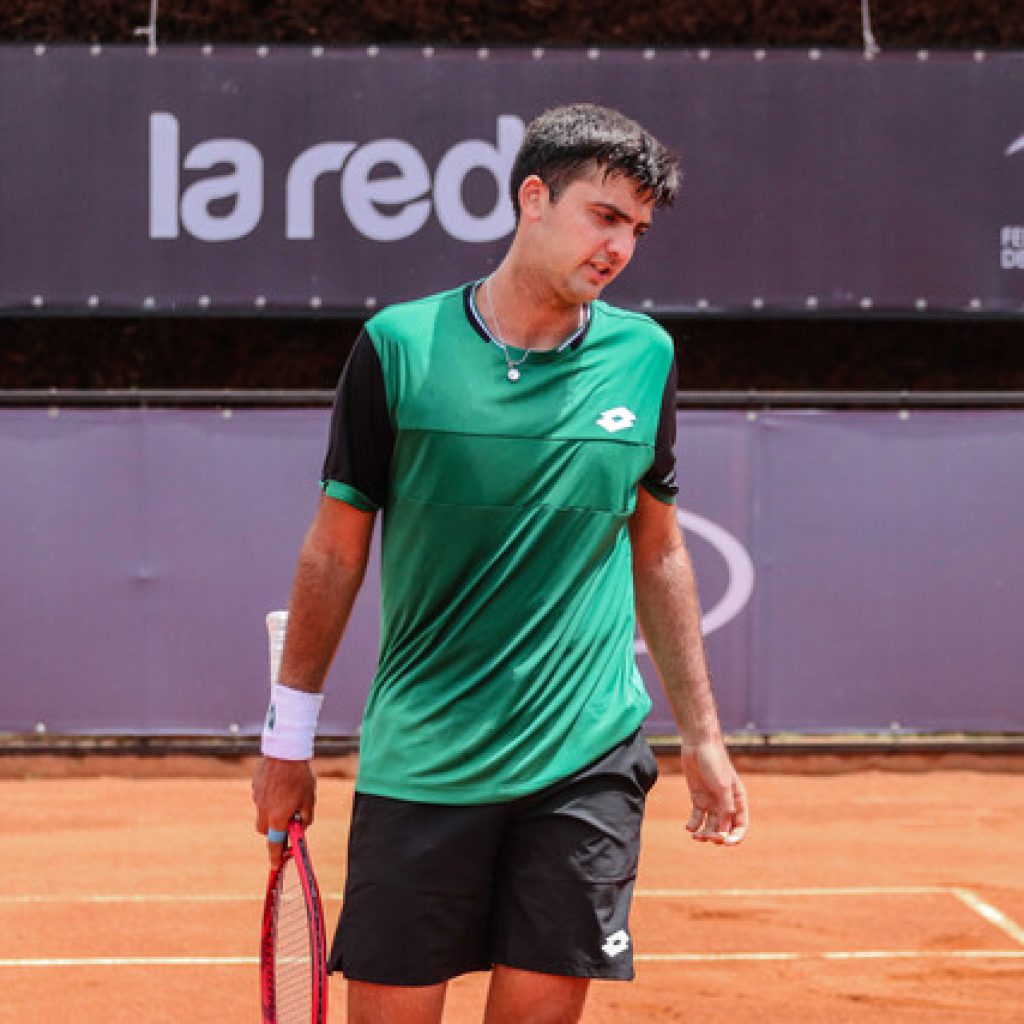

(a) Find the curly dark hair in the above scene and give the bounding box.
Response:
[509,103,680,219]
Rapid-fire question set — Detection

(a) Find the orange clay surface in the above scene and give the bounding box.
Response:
[1,767,1022,1023]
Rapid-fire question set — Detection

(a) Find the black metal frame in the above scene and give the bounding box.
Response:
[3,388,1024,409]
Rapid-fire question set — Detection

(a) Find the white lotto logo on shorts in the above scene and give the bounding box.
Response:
[601,929,631,958]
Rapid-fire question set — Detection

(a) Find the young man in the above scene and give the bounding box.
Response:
[253,103,748,1024]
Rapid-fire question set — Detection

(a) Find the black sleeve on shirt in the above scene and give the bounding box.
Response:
[320,329,395,509]
[640,352,679,501]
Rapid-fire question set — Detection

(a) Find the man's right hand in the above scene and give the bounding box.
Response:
[252,756,317,867]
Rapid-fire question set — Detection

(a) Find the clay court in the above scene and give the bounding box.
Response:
[2,759,1022,1023]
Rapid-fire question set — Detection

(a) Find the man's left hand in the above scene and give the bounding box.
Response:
[681,739,749,846]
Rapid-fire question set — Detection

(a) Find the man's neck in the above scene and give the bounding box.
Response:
[483,262,583,352]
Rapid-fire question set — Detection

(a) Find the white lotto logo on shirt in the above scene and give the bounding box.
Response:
[596,407,637,433]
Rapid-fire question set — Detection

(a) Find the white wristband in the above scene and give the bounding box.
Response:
[261,683,324,760]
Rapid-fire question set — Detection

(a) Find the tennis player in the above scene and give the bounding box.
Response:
[253,103,748,1024]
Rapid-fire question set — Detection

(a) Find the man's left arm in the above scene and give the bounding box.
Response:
[629,487,749,846]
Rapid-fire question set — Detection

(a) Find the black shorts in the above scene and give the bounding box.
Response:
[328,728,658,986]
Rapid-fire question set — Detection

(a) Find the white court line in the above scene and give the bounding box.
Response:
[0,888,966,905]
[0,956,257,967]
[2,951,1024,969]
[0,894,257,904]
[635,886,952,898]
[952,888,1024,946]
[0,886,963,904]
[637,950,1024,963]
[3,887,1020,970]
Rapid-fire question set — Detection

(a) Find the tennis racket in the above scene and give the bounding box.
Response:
[260,816,328,1024]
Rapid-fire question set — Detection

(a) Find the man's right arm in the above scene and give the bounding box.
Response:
[252,496,375,863]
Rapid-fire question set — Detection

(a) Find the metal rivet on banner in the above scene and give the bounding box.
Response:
[257,45,269,58]
[143,296,155,309]
[969,297,982,311]
[90,44,102,57]
[34,44,46,56]
[752,297,764,310]
[805,296,818,309]
[254,295,267,308]
[477,47,489,60]
[917,50,929,61]
[746,411,757,422]
[366,45,379,58]
[809,48,822,61]
[643,49,656,61]
[310,295,322,309]
[641,298,654,310]
[696,298,709,311]
[532,47,545,60]
[698,48,711,61]
[202,44,213,57]
[974,50,986,62]
[898,410,910,422]
[745,721,757,731]
[588,48,600,60]
[890,721,903,731]
[35,722,47,734]
[88,295,99,308]
[228,723,240,734]
[422,46,434,58]
[32,295,43,308]
[198,295,210,308]
[754,49,766,61]
[311,45,324,58]
[47,408,59,420]
[860,297,873,309]
[222,409,233,421]
[365,296,377,309]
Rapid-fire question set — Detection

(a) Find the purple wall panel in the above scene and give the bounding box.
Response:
[754,411,1024,732]
[0,409,381,734]
[1,411,149,728]
[2,407,1022,736]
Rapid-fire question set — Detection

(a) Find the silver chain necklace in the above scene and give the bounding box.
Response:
[484,277,585,383]
[485,276,530,382]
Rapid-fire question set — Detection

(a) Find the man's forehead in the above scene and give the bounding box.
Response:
[568,168,655,218]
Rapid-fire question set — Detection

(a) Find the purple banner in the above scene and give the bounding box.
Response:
[4,46,1024,314]
[2,407,1022,736]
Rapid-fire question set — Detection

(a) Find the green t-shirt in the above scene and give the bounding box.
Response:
[321,282,677,804]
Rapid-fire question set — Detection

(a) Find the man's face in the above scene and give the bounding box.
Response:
[522,167,655,305]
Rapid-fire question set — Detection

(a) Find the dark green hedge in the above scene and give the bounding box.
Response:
[4,1,1024,48]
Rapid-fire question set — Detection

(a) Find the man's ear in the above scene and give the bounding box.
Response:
[518,174,548,223]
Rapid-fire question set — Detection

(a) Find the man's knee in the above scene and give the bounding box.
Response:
[347,978,447,1024]
[483,966,589,1024]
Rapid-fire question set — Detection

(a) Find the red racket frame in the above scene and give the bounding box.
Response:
[260,818,328,1024]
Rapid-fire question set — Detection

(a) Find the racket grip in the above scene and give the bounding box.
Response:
[265,610,289,687]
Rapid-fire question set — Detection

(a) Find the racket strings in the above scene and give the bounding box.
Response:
[273,859,315,1023]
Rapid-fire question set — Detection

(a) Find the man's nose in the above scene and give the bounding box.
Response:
[606,227,635,265]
